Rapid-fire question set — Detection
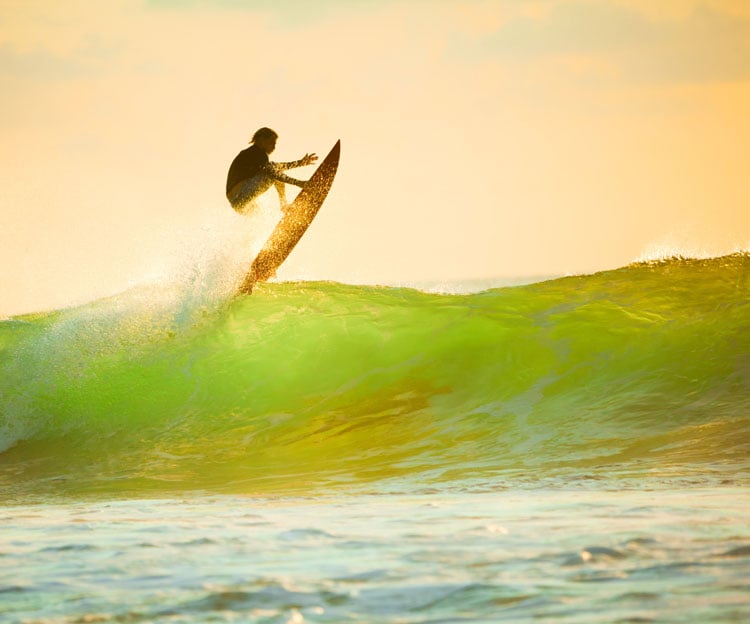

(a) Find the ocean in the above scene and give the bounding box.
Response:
[1,253,749,623]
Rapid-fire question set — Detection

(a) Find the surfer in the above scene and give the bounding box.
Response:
[226,127,318,214]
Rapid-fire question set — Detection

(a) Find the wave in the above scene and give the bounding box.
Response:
[1,254,749,498]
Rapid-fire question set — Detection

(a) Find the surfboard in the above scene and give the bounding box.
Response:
[238,140,341,294]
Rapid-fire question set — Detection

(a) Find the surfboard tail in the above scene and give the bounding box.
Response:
[238,272,256,295]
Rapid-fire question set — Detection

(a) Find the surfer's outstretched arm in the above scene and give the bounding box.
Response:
[274,153,318,170]
[264,163,305,188]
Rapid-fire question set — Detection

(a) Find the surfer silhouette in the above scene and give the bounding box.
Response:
[226,127,318,214]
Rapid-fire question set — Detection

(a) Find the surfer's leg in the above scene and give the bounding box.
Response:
[267,163,289,211]
[229,174,274,214]
[232,198,260,215]
[274,180,289,212]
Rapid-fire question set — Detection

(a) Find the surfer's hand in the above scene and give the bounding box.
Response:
[299,153,318,167]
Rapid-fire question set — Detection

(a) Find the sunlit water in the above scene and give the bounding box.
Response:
[3,488,749,623]
[2,254,749,622]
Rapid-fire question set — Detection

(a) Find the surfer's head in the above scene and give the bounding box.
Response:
[251,127,278,154]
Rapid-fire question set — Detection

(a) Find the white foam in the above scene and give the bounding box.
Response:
[635,236,749,264]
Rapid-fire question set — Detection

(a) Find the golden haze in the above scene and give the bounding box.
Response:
[1,0,748,315]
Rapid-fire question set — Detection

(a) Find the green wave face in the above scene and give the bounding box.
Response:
[1,254,749,498]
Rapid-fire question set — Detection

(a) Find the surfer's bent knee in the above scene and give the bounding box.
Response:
[227,174,273,213]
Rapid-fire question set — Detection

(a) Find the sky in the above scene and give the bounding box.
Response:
[1,0,749,316]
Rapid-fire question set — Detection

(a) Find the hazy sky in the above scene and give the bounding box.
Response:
[2,0,749,315]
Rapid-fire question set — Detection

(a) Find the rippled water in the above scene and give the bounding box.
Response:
[3,488,749,623]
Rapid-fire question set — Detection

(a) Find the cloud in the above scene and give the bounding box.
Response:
[458,1,750,84]
[144,0,436,28]
[0,2,128,79]
[0,41,119,80]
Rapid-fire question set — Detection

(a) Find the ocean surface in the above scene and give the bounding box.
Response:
[1,253,749,623]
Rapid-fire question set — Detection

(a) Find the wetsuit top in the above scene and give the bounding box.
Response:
[226,145,305,198]
[226,144,268,196]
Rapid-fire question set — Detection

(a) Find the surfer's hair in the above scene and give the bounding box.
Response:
[251,127,278,144]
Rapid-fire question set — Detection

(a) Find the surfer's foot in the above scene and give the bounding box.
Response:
[280,201,290,213]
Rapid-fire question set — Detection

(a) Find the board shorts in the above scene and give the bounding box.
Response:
[228,174,274,214]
